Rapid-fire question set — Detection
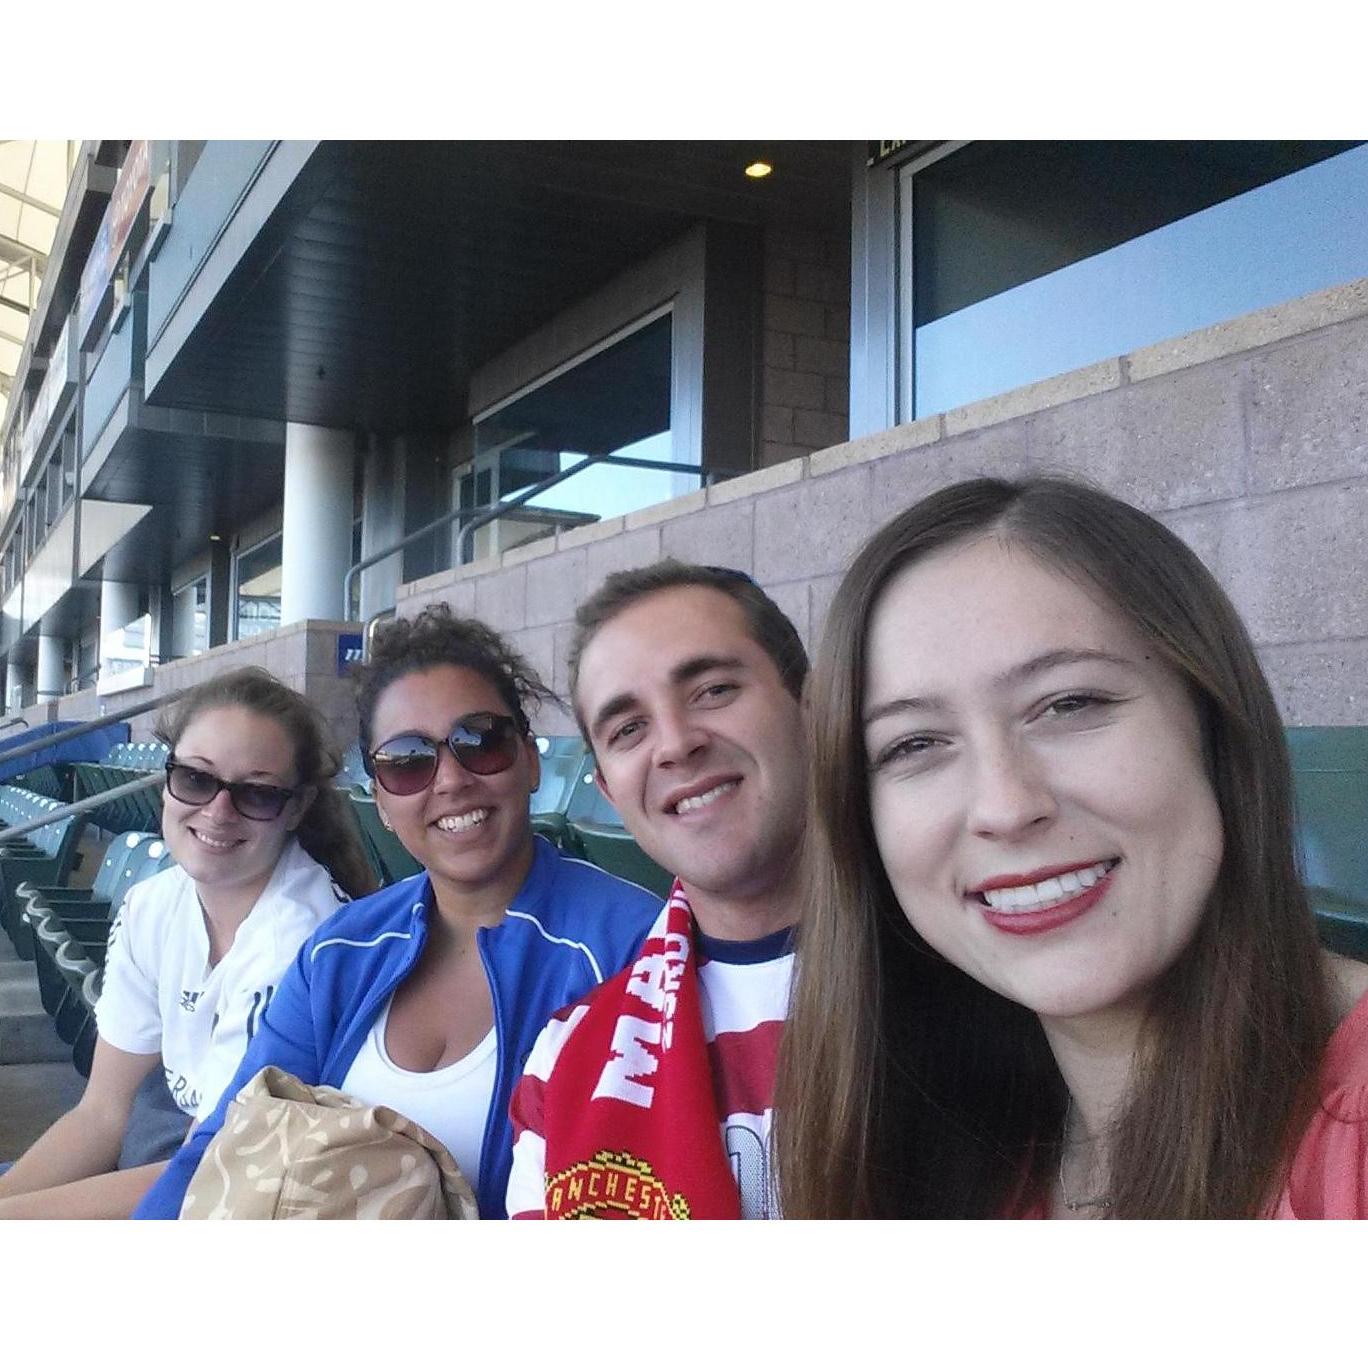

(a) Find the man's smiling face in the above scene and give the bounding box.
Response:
[575,585,806,920]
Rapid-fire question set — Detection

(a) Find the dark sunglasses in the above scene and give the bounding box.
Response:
[164,760,298,822]
[367,711,522,797]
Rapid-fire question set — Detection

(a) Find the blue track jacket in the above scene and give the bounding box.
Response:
[134,837,659,1219]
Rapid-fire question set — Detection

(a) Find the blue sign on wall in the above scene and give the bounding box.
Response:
[336,633,364,676]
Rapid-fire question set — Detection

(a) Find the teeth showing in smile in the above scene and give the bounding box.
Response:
[675,781,738,815]
[436,809,489,833]
[979,860,1117,913]
[191,830,238,850]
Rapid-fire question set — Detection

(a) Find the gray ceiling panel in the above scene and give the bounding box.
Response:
[145,141,853,435]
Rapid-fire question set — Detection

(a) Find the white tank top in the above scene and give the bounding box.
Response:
[341,997,497,1191]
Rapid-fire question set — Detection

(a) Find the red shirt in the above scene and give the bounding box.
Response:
[1270,986,1368,1219]
[1013,989,1368,1219]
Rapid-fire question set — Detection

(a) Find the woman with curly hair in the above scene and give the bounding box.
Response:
[137,605,659,1219]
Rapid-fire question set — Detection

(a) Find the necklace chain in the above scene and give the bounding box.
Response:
[1059,1100,1113,1213]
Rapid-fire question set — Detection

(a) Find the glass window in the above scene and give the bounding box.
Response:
[103,611,151,679]
[899,141,1367,417]
[463,312,685,563]
[234,533,282,639]
[61,437,77,507]
[44,452,63,527]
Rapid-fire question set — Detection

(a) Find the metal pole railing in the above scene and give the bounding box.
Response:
[341,493,596,620]
[343,453,732,626]
[0,771,164,844]
[342,503,493,625]
[0,688,184,768]
[456,454,716,565]
[454,456,595,564]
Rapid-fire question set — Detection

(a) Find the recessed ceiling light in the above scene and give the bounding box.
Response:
[744,161,773,179]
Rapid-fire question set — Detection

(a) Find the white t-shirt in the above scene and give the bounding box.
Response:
[695,944,794,1220]
[341,1001,498,1188]
[96,839,346,1121]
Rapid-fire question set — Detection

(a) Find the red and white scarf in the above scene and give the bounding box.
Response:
[541,884,741,1219]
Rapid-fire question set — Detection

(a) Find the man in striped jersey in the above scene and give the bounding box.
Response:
[506,561,808,1219]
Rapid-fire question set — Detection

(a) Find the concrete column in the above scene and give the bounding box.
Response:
[5,657,24,711]
[99,580,140,679]
[149,575,173,664]
[402,432,446,584]
[360,433,403,622]
[281,422,355,625]
[36,635,65,700]
[208,539,231,647]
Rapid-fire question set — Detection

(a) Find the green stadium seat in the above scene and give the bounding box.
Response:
[348,793,422,886]
[69,739,168,835]
[0,789,88,959]
[52,838,175,1077]
[529,737,592,852]
[1288,727,1368,961]
[21,833,163,1024]
[337,741,370,792]
[564,762,672,899]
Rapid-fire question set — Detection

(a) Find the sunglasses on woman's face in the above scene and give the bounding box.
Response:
[164,760,298,821]
[367,711,522,797]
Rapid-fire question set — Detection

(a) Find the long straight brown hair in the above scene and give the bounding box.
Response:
[774,477,1334,1218]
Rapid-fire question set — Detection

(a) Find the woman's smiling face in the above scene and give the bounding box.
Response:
[369,664,539,909]
[161,705,307,897]
[862,535,1225,1026]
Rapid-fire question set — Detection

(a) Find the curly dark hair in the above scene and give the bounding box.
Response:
[155,667,376,899]
[355,603,559,757]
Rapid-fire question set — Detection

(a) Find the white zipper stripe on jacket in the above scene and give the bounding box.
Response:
[503,909,605,983]
[309,929,414,961]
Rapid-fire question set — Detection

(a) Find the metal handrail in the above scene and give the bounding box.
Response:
[342,452,730,628]
[0,771,164,844]
[0,688,184,767]
[0,716,29,732]
[455,454,714,565]
[363,606,396,658]
[342,497,516,625]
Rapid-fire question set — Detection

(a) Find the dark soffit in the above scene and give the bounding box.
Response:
[145,140,854,434]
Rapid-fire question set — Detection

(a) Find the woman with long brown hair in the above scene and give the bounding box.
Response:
[775,476,1368,1218]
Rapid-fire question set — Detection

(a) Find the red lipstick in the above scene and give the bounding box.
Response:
[973,862,1119,937]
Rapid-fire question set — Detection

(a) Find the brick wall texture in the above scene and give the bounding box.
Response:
[759,225,850,468]
[401,295,1368,732]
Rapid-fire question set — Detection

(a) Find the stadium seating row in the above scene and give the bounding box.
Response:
[1,725,1361,1083]
[17,832,174,1076]
[0,787,87,961]
[70,741,169,835]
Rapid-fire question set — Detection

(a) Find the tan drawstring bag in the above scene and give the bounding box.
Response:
[180,1066,479,1220]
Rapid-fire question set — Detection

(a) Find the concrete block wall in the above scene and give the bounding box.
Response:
[399,275,1368,734]
[24,619,365,752]
[759,226,851,468]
